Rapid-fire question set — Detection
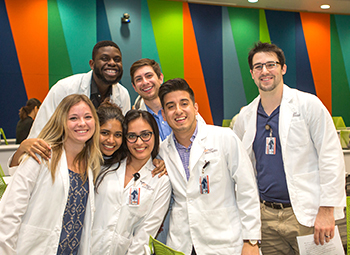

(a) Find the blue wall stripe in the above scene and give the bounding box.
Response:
[57,0,96,74]
[334,15,350,89]
[222,6,246,119]
[0,0,27,138]
[295,13,316,95]
[97,0,112,41]
[265,10,297,89]
[189,3,223,125]
[105,0,142,102]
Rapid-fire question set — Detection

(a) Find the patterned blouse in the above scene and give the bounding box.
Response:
[57,169,89,255]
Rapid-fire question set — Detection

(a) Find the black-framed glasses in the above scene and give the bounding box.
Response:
[126,131,153,143]
[253,61,280,72]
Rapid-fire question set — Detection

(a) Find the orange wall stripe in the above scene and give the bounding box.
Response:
[5,0,48,102]
[183,3,213,124]
[300,13,331,113]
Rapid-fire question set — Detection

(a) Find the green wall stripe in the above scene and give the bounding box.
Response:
[48,0,73,88]
[228,7,259,103]
[259,9,270,43]
[57,0,96,74]
[147,0,184,80]
[331,14,350,125]
[142,0,160,65]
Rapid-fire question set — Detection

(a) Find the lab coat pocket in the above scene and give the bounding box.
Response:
[17,224,52,254]
[111,234,131,255]
[200,206,241,249]
[288,120,310,147]
[294,171,319,215]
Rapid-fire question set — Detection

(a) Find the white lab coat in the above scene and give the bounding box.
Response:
[233,85,346,227]
[28,70,131,138]
[92,158,171,255]
[0,150,95,255]
[159,118,261,255]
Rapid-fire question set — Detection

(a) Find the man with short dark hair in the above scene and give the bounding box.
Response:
[28,40,130,139]
[159,78,261,255]
[233,42,346,254]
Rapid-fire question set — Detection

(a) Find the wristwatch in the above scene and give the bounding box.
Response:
[244,240,260,246]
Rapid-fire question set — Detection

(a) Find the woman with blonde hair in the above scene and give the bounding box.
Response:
[0,94,102,255]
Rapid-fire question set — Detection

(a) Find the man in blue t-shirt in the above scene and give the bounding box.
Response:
[130,58,172,141]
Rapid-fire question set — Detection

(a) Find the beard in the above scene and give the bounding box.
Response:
[94,65,123,85]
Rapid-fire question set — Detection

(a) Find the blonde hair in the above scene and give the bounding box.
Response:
[38,94,102,182]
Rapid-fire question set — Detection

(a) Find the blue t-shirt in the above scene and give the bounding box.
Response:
[253,101,290,203]
[145,105,172,141]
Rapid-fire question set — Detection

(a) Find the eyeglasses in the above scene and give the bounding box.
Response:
[126,131,153,143]
[252,61,280,72]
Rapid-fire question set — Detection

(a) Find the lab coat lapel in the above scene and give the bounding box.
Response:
[189,121,206,173]
[166,135,188,182]
[242,97,260,151]
[58,149,70,199]
[279,85,296,149]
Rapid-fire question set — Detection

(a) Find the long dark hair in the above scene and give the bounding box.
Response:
[19,98,41,120]
[95,101,127,191]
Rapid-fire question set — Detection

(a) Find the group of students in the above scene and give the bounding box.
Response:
[0,94,171,254]
[0,39,346,255]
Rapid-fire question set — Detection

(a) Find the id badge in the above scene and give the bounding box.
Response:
[199,175,210,194]
[265,137,276,155]
[129,187,140,206]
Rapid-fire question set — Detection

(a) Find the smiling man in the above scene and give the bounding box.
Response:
[27,40,130,139]
[130,58,172,141]
[233,42,346,254]
[158,78,261,255]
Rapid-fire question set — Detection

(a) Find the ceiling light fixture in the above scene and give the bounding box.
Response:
[248,0,258,3]
[320,4,330,9]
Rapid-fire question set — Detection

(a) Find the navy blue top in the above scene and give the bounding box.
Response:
[253,101,290,204]
[57,170,89,255]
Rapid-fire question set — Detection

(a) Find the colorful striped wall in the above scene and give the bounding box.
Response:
[1,0,350,138]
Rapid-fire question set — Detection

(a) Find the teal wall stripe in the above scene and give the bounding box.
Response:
[104,0,142,101]
[222,7,246,119]
[331,14,350,125]
[334,15,350,89]
[57,0,96,74]
[141,0,160,66]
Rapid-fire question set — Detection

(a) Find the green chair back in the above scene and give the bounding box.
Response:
[149,235,185,255]
[0,128,8,145]
[0,164,7,199]
[333,117,346,130]
[222,119,232,127]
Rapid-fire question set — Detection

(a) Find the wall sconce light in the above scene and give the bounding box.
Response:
[121,13,130,23]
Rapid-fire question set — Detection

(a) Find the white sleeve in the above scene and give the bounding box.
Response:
[0,157,42,255]
[226,131,261,240]
[28,82,68,138]
[127,178,172,254]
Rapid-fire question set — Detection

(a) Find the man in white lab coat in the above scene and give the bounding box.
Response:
[28,40,130,139]
[233,42,346,254]
[10,41,131,165]
[159,78,261,255]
